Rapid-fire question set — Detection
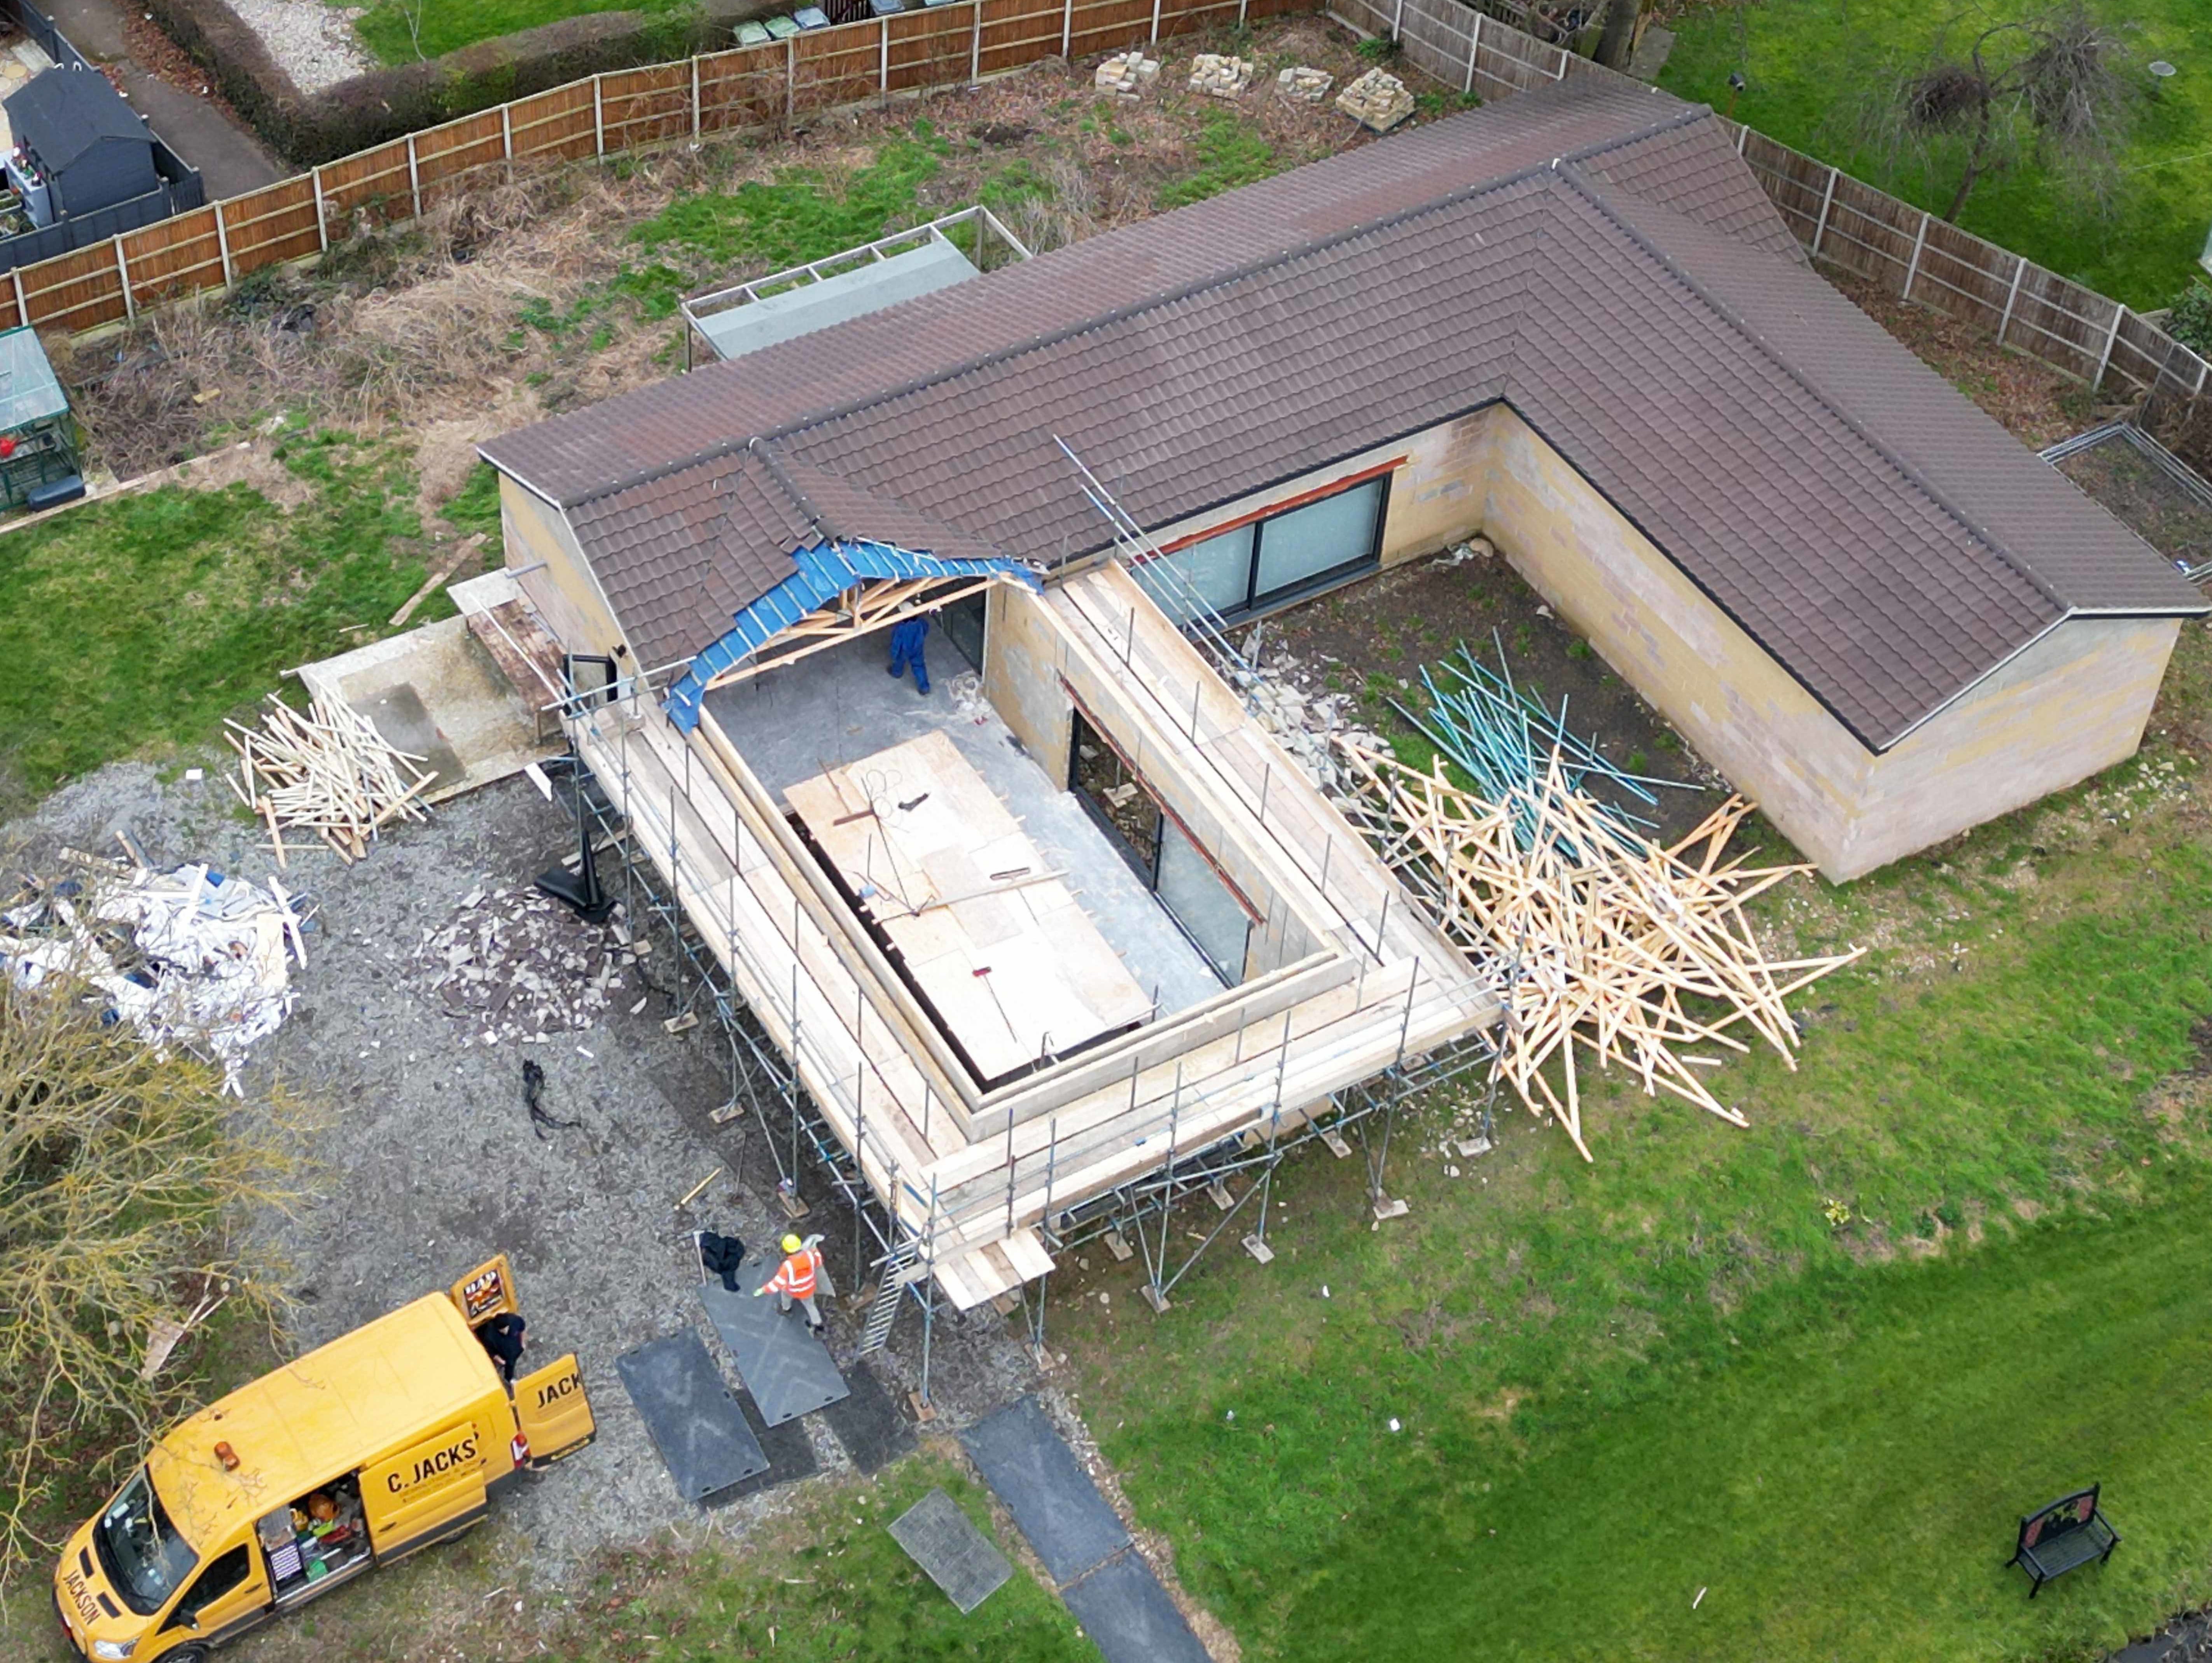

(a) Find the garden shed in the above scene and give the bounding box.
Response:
[3,64,157,225]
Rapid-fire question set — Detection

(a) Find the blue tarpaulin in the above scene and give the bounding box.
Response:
[664,539,1039,731]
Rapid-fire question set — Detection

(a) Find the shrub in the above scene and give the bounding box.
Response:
[2170,283,2212,359]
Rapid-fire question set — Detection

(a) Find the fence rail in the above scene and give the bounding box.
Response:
[0,0,1304,338]
[1336,0,2212,423]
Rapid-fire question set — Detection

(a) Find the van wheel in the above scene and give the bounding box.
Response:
[165,1649,211,1663]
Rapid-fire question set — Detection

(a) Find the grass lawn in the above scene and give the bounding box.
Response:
[0,432,444,802]
[1047,625,2212,1659]
[353,0,696,66]
[1658,0,2212,310]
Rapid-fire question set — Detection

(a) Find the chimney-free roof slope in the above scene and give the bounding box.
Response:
[480,79,2205,751]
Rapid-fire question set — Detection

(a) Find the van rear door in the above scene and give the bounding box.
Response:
[449,1255,518,1327]
[510,1355,596,1468]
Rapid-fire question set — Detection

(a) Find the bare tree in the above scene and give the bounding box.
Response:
[1863,0,2144,223]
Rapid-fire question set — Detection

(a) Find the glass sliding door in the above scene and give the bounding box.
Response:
[1154,819,1251,983]
[1134,524,1254,625]
[1252,476,1386,606]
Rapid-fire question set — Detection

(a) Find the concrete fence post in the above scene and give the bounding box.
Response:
[692,57,703,136]
[405,132,422,219]
[2092,301,2126,391]
[1390,0,1404,41]
[972,0,982,82]
[593,74,607,158]
[1996,252,2027,345]
[10,267,25,330]
[213,203,233,286]
[1901,208,1929,300]
[1061,0,1073,57]
[881,18,890,93]
[113,236,135,321]
[1809,165,1837,258]
[312,166,329,251]
[500,103,514,182]
[1735,123,1747,153]
[1148,0,1159,45]
[1464,11,1481,94]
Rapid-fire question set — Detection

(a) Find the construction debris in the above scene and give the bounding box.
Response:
[415,883,641,1042]
[1235,647,1389,795]
[0,862,309,1093]
[1276,65,1334,103]
[1337,741,1861,1159]
[1093,51,1159,99]
[226,693,437,865]
[1188,53,1256,98]
[1336,67,1415,132]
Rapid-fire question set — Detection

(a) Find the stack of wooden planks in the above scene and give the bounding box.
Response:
[1336,739,1860,1160]
[224,693,437,865]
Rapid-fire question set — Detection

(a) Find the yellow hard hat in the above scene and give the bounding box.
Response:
[782,1234,803,1254]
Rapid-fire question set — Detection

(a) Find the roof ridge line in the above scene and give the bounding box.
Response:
[565,98,1717,512]
[1549,161,2072,619]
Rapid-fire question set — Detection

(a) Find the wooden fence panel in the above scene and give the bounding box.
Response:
[698,44,785,131]
[1155,0,1242,44]
[509,83,599,166]
[890,6,974,92]
[603,63,696,152]
[221,179,321,273]
[979,0,1065,74]
[21,246,126,332]
[1068,0,1152,59]
[792,21,881,113]
[120,208,225,303]
[413,111,509,210]
[319,137,418,231]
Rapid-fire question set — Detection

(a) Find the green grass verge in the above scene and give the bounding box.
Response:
[1056,653,2212,1658]
[353,0,696,66]
[1659,0,2212,309]
[0,433,441,796]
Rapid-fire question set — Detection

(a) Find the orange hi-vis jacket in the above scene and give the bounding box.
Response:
[764,1247,821,1300]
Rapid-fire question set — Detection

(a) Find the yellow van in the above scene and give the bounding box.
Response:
[51,1255,595,1663]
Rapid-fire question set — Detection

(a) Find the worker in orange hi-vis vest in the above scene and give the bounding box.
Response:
[754,1233,825,1333]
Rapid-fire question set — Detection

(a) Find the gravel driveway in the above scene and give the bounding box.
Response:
[227,0,372,94]
[11,760,1040,1575]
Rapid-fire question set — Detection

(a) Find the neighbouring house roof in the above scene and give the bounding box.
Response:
[663,537,1042,730]
[480,79,2207,753]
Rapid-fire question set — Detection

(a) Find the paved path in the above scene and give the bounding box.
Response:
[43,0,285,199]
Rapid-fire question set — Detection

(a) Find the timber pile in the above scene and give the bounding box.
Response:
[1336,740,1861,1160]
[225,694,437,864]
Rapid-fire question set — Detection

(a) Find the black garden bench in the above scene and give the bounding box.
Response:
[2008,1485,2120,1597]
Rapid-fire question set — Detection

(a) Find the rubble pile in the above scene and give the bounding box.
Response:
[1235,647,1389,796]
[1094,51,1159,98]
[0,857,308,1093]
[1275,65,1334,103]
[415,884,648,1043]
[1336,67,1415,131]
[1187,53,1256,98]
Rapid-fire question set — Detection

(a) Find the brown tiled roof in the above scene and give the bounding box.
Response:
[481,80,2205,751]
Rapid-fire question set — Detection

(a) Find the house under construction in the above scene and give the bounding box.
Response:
[477,80,2205,1344]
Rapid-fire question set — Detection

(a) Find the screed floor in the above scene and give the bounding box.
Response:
[705,634,1223,1020]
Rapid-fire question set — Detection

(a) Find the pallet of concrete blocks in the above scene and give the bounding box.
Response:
[1336,66,1415,132]
[225,692,438,867]
[1188,53,1256,98]
[1093,51,1158,98]
[1276,65,1333,104]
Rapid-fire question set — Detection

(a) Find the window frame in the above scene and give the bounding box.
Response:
[1143,472,1392,626]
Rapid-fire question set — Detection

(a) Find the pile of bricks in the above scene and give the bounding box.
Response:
[1335,66,1415,132]
[1275,65,1334,103]
[1187,53,1256,98]
[1093,51,1160,98]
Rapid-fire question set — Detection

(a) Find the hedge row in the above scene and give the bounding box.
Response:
[148,0,769,166]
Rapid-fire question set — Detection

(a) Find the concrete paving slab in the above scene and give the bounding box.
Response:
[889,1487,1012,1614]
[1061,1550,1211,1663]
[958,1395,1127,1586]
[700,1271,850,1427]
[614,1330,769,1504]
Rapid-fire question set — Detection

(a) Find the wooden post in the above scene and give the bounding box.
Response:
[692,56,703,136]
[1464,12,1480,95]
[1901,209,1929,301]
[10,267,25,331]
[2092,301,2126,391]
[1061,0,1072,57]
[1996,252,2027,345]
[1809,165,1838,258]
[113,236,135,322]
[971,0,982,83]
[593,75,606,158]
[312,166,329,251]
[213,203,233,287]
[405,133,422,220]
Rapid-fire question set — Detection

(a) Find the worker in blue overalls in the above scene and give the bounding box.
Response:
[887,615,932,695]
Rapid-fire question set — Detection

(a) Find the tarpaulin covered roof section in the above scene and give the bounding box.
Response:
[664,538,1041,731]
